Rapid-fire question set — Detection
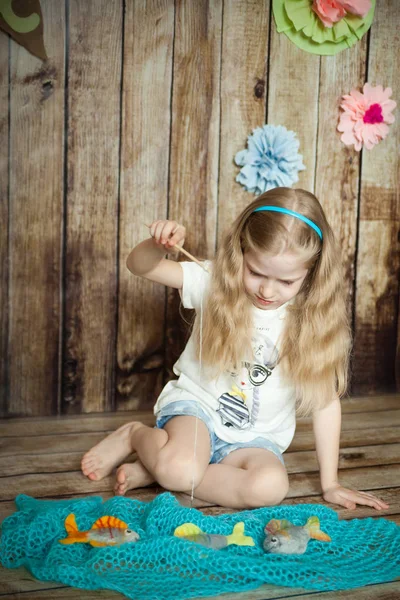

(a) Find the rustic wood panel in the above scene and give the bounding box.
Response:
[296,409,400,432]
[1,486,398,526]
[214,581,400,600]
[1,568,67,595]
[1,442,398,478]
[288,427,400,452]
[0,458,398,503]
[268,12,320,193]
[282,487,400,521]
[314,37,367,315]
[7,0,65,416]
[354,222,400,393]
[397,311,400,389]
[284,443,400,473]
[0,578,118,598]
[0,396,399,457]
[0,33,9,417]
[340,394,400,412]
[0,451,98,476]
[0,432,112,455]
[116,0,174,411]
[62,1,122,414]
[1,422,399,457]
[217,0,270,242]
[353,0,400,394]
[1,574,399,600]
[1,565,399,600]
[165,0,222,378]
[287,463,400,498]
[0,394,395,438]
[0,398,399,598]
[0,409,155,437]
[0,472,115,501]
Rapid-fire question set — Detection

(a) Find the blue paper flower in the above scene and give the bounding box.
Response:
[235,125,306,194]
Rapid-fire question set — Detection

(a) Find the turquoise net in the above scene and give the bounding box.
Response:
[1,492,399,599]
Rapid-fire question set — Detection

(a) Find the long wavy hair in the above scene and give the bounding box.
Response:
[192,187,352,416]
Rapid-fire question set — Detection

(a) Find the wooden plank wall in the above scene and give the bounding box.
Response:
[5,0,65,416]
[353,0,400,393]
[0,32,9,419]
[0,0,399,417]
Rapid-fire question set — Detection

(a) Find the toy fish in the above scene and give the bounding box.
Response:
[59,514,140,547]
[174,521,255,549]
[263,516,331,555]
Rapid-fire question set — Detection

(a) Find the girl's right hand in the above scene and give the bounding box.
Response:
[149,220,186,253]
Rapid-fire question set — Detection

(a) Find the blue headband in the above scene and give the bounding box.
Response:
[253,206,323,240]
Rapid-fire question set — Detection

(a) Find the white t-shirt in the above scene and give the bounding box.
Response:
[154,260,297,452]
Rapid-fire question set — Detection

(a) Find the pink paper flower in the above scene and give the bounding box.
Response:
[312,0,371,27]
[337,83,396,151]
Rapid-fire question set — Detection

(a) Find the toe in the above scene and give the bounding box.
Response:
[116,467,127,485]
[82,464,93,475]
[81,452,93,464]
[114,483,126,496]
[81,456,97,472]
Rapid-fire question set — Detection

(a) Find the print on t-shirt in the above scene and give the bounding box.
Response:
[216,336,279,429]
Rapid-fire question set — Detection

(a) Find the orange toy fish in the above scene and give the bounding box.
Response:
[59,514,140,547]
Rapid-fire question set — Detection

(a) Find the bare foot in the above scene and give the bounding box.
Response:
[81,422,145,481]
[114,460,155,496]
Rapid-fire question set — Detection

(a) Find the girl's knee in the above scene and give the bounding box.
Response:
[244,467,289,508]
[153,448,205,491]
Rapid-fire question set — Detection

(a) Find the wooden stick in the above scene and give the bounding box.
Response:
[143,224,210,273]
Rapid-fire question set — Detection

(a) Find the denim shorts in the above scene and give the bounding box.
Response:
[155,400,284,465]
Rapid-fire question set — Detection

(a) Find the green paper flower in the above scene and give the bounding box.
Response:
[273,0,375,56]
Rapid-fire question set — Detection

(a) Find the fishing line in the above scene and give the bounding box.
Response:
[190,288,203,505]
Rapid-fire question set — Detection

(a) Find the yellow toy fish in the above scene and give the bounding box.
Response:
[174,521,255,549]
[59,514,140,547]
[263,516,331,554]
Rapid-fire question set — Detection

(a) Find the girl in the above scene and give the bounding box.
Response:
[81,188,389,511]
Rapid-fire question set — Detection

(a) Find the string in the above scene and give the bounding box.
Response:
[190,288,203,505]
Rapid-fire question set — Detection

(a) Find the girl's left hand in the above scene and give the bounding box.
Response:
[322,484,390,511]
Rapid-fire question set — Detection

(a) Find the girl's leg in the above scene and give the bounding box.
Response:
[82,416,211,492]
[190,448,289,509]
[130,416,211,491]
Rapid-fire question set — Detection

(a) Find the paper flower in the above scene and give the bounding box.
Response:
[273,0,375,56]
[337,83,396,151]
[312,0,371,28]
[235,125,305,194]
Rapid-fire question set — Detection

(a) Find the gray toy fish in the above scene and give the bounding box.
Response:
[174,521,255,549]
[263,516,331,555]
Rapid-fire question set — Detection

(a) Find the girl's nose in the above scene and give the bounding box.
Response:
[260,281,275,298]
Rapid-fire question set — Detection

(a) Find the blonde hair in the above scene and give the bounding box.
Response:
[192,187,352,416]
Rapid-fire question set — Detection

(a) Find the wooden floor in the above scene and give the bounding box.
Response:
[0,394,399,599]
